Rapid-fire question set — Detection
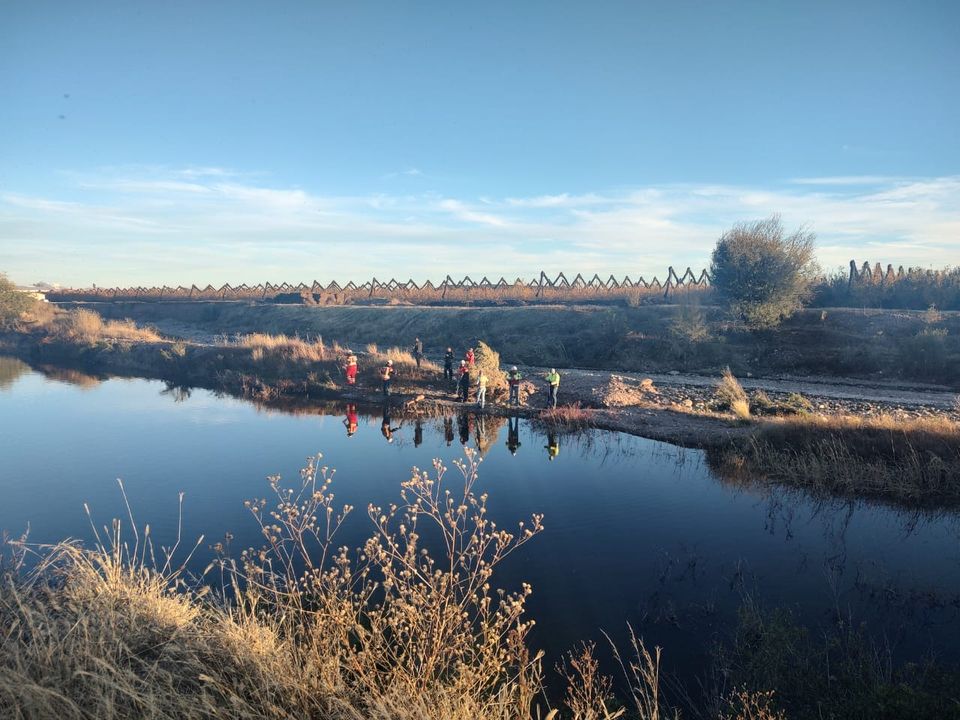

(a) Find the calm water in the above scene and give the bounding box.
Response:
[2,356,960,688]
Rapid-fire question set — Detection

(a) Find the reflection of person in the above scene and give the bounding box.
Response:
[381,406,401,443]
[545,431,560,461]
[458,413,471,445]
[506,415,521,455]
[414,418,423,447]
[344,351,358,385]
[443,417,454,446]
[343,403,359,437]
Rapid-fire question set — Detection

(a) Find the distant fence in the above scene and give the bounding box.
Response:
[46,267,713,304]
[827,260,960,311]
[847,260,915,287]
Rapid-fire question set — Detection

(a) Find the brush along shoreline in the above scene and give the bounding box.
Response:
[3,327,960,508]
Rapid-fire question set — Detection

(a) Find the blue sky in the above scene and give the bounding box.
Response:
[1,0,958,286]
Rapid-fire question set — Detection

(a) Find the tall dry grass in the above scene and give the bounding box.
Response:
[711,413,960,504]
[714,368,750,419]
[45,308,161,343]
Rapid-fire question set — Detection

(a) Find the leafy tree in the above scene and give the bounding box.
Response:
[710,215,817,329]
[0,273,34,329]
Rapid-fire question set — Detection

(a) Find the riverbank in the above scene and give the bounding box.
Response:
[64,300,960,386]
[4,321,960,508]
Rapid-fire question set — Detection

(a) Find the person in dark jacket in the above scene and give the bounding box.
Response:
[457,360,471,402]
[443,347,455,381]
[412,337,424,369]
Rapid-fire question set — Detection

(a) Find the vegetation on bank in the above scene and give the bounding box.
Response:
[709,412,960,505]
[710,215,818,329]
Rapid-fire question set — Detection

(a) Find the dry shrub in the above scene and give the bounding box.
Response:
[0,451,546,720]
[473,341,508,396]
[560,643,620,720]
[719,689,785,720]
[715,368,750,419]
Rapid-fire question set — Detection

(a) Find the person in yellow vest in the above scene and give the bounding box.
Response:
[380,360,394,397]
[545,368,560,408]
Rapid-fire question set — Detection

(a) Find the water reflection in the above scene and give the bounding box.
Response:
[0,356,29,390]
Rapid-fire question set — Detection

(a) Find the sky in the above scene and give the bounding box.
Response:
[1,0,958,287]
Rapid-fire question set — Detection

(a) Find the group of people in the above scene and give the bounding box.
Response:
[339,339,562,408]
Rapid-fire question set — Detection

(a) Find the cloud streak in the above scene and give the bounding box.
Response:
[1,169,958,287]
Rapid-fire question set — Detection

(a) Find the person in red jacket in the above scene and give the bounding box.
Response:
[344,350,358,385]
[464,347,475,368]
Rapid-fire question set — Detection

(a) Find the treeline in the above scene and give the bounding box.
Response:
[814,263,960,311]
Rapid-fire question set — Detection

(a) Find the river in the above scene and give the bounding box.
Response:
[2,356,959,697]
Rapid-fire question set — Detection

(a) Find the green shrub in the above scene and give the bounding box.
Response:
[710,216,817,329]
[0,274,35,330]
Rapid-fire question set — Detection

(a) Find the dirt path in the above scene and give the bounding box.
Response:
[517,365,959,418]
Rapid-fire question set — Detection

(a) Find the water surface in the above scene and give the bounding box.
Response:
[2,358,959,689]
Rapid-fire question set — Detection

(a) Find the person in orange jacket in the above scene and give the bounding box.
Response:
[380,360,395,397]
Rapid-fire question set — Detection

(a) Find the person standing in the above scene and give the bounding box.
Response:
[380,359,395,397]
[443,347,455,382]
[476,369,488,409]
[464,347,475,368]
[457,360,471,402]
[507,366,522,406]
[344,350,358,386]
[413,337,424,369]
[545,368,560,408]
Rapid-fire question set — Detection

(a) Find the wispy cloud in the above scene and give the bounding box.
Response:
[1,169,958,286]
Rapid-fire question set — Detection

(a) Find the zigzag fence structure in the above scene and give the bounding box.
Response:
[46,267,713,304]
[847,259,940,287]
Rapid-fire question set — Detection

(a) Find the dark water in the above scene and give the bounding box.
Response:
[2,356,960,692]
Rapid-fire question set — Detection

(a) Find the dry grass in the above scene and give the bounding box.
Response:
[238,332,330,363]
[711,413,960,504]
[44,308,162,344]
[714,368,750,419]
[539,403,596,429]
